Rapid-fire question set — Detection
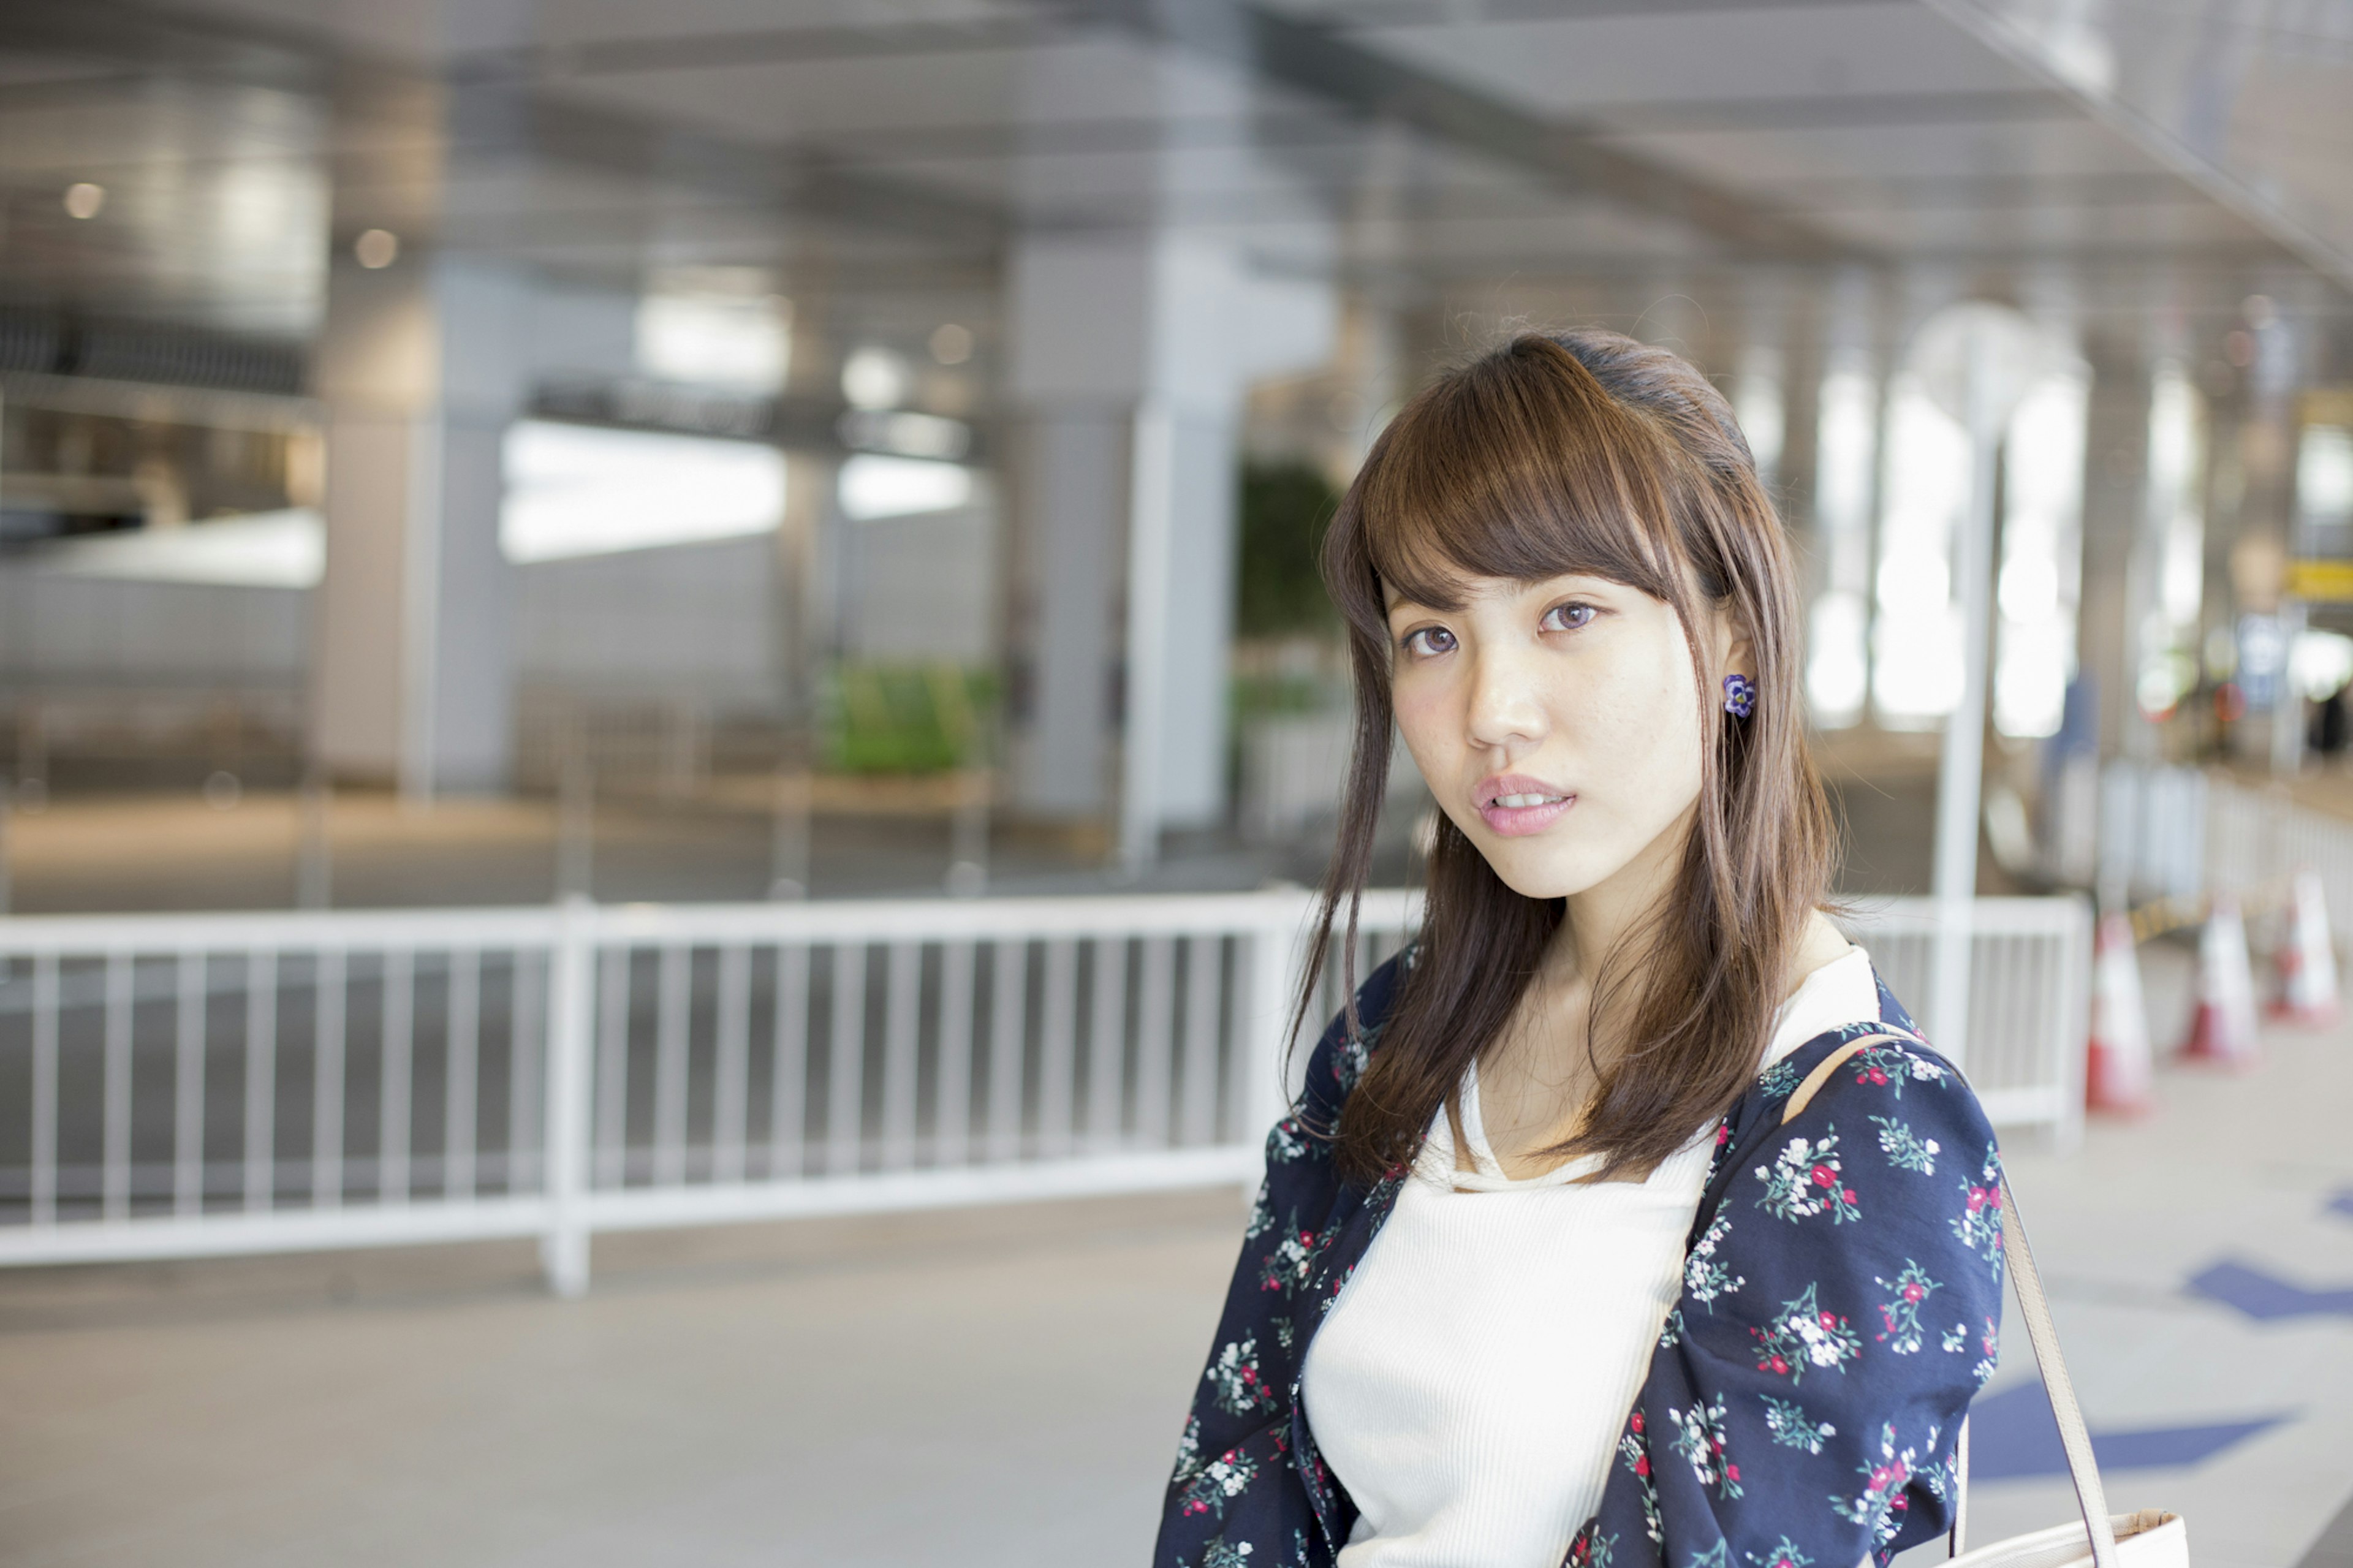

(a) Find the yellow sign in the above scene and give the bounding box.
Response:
[2302,388,2353,428]
[2287,559,2353,602]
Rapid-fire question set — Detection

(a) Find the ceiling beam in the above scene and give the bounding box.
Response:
[1072,0,1857,261]
[0,0,1006,254]
[1286,0,1909,21]
[1590,88,2077,134]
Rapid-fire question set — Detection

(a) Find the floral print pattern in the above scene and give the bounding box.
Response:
[1749,1283,1864,1384]
[1760,1396,1835,1455]
[1952,1147,2007,1279]
[1746,1539,1814,1568]
[1828,1422,1940,1547]
[1871,1262,1941,1354]
[1755,1057,1805,1101]
[1686,1214,1747,1311]
[1257,1221,1316,1296]
[1207,1337,1275,1417]
[1621,1414,1666,1543]
[1941,1314,2001,1387]
[1849,1039,1944,1097]
[1156,954,2004,1568]
[1753,1130,1863,1225]
[1176,1441,1262,1520]
[1868,1115,1939,1175]
[1668,1394,1745,1499]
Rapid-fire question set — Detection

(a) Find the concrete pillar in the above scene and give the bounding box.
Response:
[1002,230,1333,860]
[2076,344,2151,760]
[1806,268,1885,729]
[309,254,529,798]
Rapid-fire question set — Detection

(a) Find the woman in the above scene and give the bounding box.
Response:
[1156,330,2002,1568]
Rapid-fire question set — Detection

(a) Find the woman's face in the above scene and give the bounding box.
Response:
[1385,571,1740,903]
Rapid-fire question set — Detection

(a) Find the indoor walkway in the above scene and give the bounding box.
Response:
[1915,942,2353,1567]
[3,943,2351,1567]
[0,788,1295,913]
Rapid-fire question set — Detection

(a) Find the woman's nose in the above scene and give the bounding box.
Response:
[1464,648,1547,751]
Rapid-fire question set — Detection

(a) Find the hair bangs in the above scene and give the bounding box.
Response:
[1351,343,1685,619]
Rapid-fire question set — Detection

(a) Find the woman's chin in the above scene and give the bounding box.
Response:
[1481,846,1608,903]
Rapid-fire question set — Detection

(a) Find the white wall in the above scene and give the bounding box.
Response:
[0,536,782,704]
[0,569,307,683]
[516,534,781,700]
[3,509,999,722]
[841,506,995,665]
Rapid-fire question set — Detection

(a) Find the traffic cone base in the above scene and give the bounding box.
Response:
[2181,895,2262,1070]
[2270,870,2341,1027]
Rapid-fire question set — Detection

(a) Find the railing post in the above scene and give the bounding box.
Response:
[1928,895,1974,1070]
[2055,895,2093,1154]
[541,896,596,1297]
[1242,888,1312,1193]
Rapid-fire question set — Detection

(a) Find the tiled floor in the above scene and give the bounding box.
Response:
[0,1193,1248,1568]
[4,941,2351,1567]
[1905,943,2353,1568]
[0,788,1322,914]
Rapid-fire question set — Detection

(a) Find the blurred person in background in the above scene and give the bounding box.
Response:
[1158,331,2004,1568]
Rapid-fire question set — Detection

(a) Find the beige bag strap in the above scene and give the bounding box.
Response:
[1779,1037,1879,1124]
[1776,1032,2118,1566]
[1998,1170,2119,1567]
[1950,1415,1969,1553]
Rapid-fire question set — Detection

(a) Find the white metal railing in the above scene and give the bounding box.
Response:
[1836,896,2093,1150]
[0,889,2080,1290]
[2205,773,2353,922]
[0,890,1411,1293]
[2091,762,2353,924]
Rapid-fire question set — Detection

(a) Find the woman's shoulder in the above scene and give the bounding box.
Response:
[1745,968,1993,1142]
[1743,1012,2001,1206]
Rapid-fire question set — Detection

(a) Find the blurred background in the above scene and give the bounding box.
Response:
[4,2,2353,1565]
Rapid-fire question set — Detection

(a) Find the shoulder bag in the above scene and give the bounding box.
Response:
[1792,1036,2188,1567]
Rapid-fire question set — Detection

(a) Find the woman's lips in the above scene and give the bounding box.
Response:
[1476,792,1574,837]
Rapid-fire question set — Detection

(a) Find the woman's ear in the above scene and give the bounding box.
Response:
[1715,603,1755,684]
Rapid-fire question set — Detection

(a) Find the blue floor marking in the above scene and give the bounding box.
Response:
[1967,1382,2289,1481]
[2326,1189,2353,1223]
[2189,1260,2353,1320]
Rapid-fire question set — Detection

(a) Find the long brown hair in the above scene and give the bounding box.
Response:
[1301,327,1835,1186]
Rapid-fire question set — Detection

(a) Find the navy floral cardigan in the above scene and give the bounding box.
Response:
[1156,952,2004,1568]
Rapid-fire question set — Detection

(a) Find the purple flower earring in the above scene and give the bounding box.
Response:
[1722,673,1756,719]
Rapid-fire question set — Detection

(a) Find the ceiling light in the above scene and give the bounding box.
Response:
[36,509,324,588]
[838,455,973,521]
[635,290,791,393]
[354,229,400,269]
[500,420,786,563]
[929,323,974,365]
[63,183,105,219]
[841,346,912,410]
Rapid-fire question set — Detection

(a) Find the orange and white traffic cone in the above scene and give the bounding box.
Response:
[2085,912,2155,1114]
[2270,869,2341,1026]
[2182,894,2262,1068]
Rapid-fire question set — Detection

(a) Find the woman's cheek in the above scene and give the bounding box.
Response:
[1390,680,1452,772]
[1580,664,1697,808]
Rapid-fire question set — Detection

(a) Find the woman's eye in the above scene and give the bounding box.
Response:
[1402,626,1457,657]
[1541,602,1597,632]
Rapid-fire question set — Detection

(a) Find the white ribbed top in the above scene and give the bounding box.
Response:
[1299,948,1880,1568]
